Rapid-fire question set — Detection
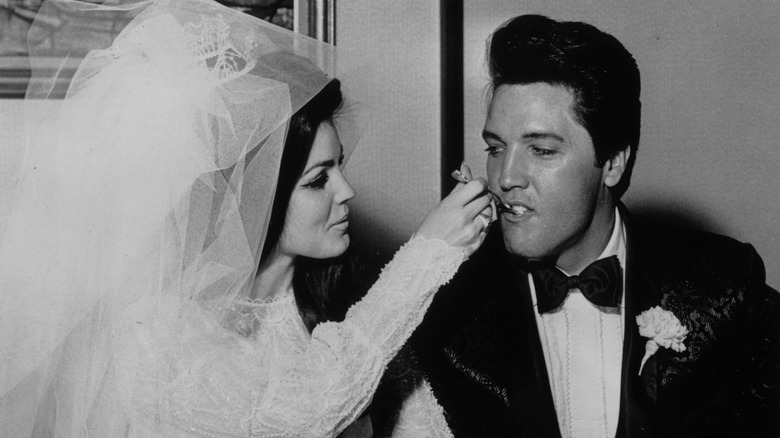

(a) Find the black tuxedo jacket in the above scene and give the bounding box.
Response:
[412,205,779,437]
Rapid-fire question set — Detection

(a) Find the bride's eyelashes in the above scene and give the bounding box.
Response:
[303,170,329,189]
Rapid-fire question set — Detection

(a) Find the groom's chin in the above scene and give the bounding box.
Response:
[502,232,540,260]
[500,227,562,264]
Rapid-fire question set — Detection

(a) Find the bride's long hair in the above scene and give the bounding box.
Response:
[261,79,366,331]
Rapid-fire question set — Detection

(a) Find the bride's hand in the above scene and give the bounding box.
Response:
[414,178,493,256]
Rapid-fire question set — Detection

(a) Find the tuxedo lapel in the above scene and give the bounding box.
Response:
[616,206,662,438]
[504,257,562,437]
[419,229,561,436]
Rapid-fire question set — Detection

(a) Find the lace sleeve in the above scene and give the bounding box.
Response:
[253,236,466,438]
[390,378,453,438]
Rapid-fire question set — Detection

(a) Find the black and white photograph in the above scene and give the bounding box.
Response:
[0,1,777,437]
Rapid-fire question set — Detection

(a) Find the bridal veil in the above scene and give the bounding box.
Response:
[0,0,365,435]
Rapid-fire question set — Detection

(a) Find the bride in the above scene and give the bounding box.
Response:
[0,0,491,437]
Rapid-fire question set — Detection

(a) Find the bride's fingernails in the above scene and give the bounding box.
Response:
[460,162,473,180]
[451,169,469,183]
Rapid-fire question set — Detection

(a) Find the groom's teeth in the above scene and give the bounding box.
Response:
[510,205,527,215]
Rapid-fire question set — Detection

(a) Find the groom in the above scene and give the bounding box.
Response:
[412,14,779,437]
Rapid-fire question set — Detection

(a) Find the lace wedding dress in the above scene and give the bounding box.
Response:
[0,1,458,437]
[99,237,458,438]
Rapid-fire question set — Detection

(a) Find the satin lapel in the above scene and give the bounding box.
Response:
[505,255,562,437]
[616,206,661,438]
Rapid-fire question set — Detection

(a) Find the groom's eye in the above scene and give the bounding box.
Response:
[484,146,503,156]
[531,146,556,157]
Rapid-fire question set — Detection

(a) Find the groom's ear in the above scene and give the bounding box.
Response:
[603,146,631,188]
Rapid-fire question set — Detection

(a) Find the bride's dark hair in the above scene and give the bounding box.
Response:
[261,79,366,331]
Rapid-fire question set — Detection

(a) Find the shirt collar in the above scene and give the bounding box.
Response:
[529,207,627,308]
[599,206,626,271]
[557,207,625,276]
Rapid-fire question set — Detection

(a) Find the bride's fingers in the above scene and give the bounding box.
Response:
[415,176,492,251]
[451,162,474,185]
[477,202,494,224]
[446,178,487,207]
[464,194,492,220]
[477,201,494,229]
[476,213,491,231]
[459,162,474,181]
[461,183,492,219]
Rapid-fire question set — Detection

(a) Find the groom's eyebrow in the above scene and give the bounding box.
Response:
[482,130,503,143]
[482,130,566,144]
[522,132,566,143]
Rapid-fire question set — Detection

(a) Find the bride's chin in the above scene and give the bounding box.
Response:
[336,235,351,255]
[319,234,351,259]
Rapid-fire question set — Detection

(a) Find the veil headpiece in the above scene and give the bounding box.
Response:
[0,0,365,435]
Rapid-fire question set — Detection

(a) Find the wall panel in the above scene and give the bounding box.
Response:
[337,1,442,256]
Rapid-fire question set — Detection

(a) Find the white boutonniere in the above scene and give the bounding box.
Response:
[636,306,689,375]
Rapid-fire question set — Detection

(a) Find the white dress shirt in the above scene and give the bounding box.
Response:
[528,208,627,438]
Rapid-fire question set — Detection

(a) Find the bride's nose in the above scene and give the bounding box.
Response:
[334,170,355,204]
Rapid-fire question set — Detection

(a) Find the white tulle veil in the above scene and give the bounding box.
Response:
[0,0,365,435]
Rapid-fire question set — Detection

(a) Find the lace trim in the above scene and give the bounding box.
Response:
[234,291,295,306]
[184,15,257,82]
[223,292,298,338]
[109,14,257,85]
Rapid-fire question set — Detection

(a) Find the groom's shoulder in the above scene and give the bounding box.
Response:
[625,210,780,325]
[626,209,768,281]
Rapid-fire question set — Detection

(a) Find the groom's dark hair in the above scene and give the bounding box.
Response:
[487,15,641,199]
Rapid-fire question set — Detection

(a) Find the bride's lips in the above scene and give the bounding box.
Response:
[330,215,349,229]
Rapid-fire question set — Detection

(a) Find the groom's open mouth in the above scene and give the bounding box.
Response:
[501,201,532,219]
[508,205,529,215]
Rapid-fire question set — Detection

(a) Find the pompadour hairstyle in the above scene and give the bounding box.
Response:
[488,15,641,199]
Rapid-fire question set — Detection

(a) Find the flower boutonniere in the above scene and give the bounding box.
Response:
[636,306,689,375]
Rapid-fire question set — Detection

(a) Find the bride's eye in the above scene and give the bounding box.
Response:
[304,171,329,189]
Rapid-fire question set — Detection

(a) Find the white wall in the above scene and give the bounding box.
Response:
[0,99,24,239]
[463,0,780,287]
[337,1,442,256]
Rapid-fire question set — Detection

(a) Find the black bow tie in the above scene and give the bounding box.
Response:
[531,255,622,314]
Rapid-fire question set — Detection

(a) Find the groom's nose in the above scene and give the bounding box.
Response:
[498,145,530,191]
